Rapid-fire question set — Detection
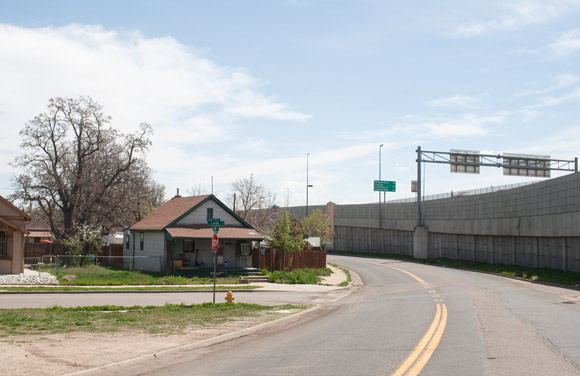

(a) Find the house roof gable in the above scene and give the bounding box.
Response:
[129,194,253,231]
[0,195,31,221]
[129,195,210,231]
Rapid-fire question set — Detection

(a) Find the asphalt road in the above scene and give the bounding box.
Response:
[6,255,580,375]
[74,255,580,376]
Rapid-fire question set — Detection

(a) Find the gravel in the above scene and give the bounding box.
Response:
[0,268,60,285]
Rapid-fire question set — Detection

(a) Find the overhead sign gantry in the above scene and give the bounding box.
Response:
[415,147,578,226]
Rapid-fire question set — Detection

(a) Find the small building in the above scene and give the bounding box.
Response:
[0,196,31,274]
[124,194,264,274]
[25,215,54,244]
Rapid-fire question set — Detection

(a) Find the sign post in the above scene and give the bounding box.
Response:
[208,219,223,304]
[212,233,218,303]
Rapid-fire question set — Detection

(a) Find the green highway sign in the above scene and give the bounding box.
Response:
[207,218,225,226]
[374,180,396,192]
[213,226,220,233]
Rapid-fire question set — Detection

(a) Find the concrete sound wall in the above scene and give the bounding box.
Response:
[306,172,580,272]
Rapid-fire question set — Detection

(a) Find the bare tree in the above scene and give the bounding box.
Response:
[186,181,207,196]
[11,97,157,238]
[227,177,277,232]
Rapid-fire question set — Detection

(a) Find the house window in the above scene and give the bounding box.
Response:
[0,231,6,257]
[125,234,130,250]
[140,232,144,251]
[207,208,214,221]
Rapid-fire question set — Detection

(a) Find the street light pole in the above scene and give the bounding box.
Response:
[379,144,383,227]
[306,153,313,217]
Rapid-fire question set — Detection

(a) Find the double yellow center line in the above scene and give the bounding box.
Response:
[344,258,448,375]
[393,303,448,376]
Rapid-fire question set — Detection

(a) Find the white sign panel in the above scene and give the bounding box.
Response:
[502,153,550,177]
[450,149,480,174]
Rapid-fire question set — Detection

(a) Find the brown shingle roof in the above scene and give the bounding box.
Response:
[129,195,211,231]
[166,226,264,240]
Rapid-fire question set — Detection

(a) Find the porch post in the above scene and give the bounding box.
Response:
[171,239,175,276]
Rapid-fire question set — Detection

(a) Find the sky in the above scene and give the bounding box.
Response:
[1,0,579,207]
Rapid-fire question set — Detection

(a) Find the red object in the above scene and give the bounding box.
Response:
[211,233,219,252]
[40,240,53,244]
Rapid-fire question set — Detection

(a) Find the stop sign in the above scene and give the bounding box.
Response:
[211,233,219,252]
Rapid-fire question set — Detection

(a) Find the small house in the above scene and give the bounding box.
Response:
[124,194,263,273]
[0,196,30,274]
[25,215,54,244]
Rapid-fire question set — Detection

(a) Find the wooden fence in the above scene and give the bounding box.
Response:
[253,248,327,271]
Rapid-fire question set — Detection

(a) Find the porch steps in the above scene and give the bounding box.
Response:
[241,275,270,283]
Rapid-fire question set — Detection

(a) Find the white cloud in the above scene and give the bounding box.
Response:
[426,95,484,109]
[551,29,580,55]
[423,113,506,138]
[0,23,310,127]
[509,48,538,55]
[516,73,580,98]
[452,0,580,37]
[0,23,310,196]
[519,127,580,156]
[529,88,580,108]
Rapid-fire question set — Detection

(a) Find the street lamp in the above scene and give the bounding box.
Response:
[306,153,313,217]
[379,144,383,226]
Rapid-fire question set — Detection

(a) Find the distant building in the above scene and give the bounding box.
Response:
[25,215,54,244]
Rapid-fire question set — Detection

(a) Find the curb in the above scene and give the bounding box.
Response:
[0,288,263,294]
[64,304,322,376]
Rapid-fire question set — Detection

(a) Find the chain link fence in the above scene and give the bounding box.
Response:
[388,180,539,203]
[24,255,163,275]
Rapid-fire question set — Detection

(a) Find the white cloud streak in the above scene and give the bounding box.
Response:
[426,95,484,109]
[452,0,580,37]
[422,113,507,138]
[551,29,580,55]
[529,88,580,109]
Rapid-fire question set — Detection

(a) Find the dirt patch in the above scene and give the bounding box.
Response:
[0,309,299,376]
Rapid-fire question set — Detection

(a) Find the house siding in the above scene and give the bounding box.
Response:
[123,230,165,272]
[176,201,240,226]
[0,198,27,274]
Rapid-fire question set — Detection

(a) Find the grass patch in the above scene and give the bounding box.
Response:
[0,303,307,337]
[261,268,332,284]
[330,251,580,287]
[424,258,580,286]
[329,263,352,287]
[41,264,243,286]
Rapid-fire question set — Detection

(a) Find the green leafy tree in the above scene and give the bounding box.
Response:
[270,211,304,271]
[302,209,330,247]
[61,224,103,266]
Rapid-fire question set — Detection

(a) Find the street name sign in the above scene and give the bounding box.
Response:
[207,218,225,226]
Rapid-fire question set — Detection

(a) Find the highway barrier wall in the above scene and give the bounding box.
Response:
[291,172,580,272]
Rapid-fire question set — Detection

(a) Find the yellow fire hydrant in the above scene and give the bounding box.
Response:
[225,290,235,303]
